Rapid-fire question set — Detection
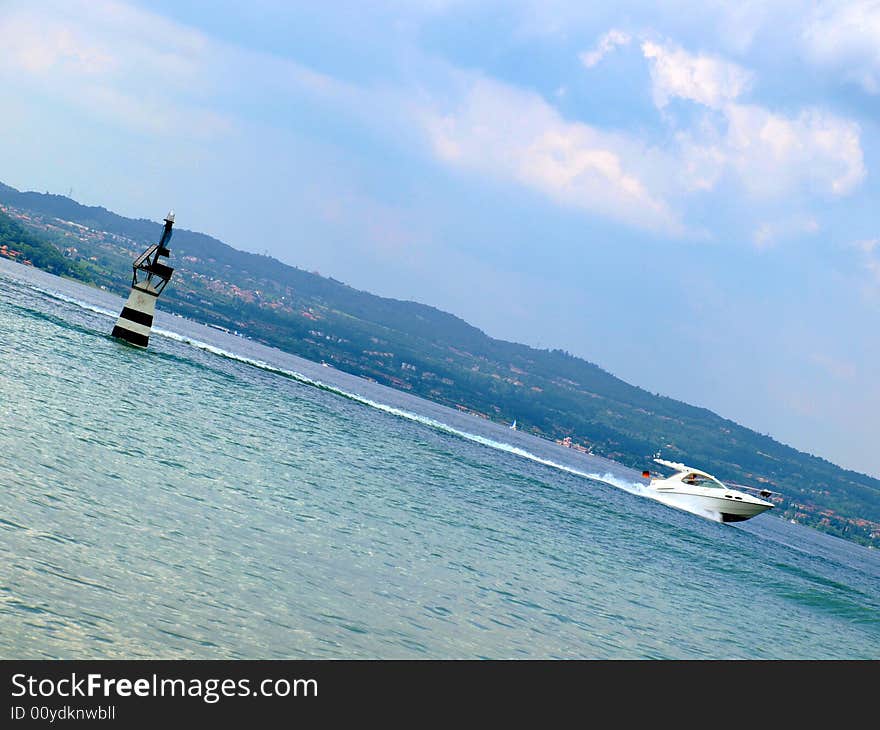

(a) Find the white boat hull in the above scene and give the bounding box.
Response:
[645,459,774,523]
[649,489,773,522]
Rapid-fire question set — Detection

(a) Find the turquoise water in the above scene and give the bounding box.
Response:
[1,259,879,659]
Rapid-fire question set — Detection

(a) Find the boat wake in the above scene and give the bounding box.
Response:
[6,276,121,321]
[22,277,728,522]
[152,330,716,520]
[154,328,611,475]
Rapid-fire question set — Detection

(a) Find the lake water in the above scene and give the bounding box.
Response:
[1,258,878,659]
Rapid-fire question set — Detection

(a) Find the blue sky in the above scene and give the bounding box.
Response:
[1,0,878,477]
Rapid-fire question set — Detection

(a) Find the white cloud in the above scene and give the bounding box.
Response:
[674,126,726,192]
[676,104,865,199]
[752,215,819,248]
[852,238,880,284]
[580,29,631,68]
[0,1,227,139]
[420,36,866,238]
[0,3,867,245]
[0,0,378,143]
[633,39,866,200]
[423,76,682,234]
[641,40,753,109]
[802,0,880,93]
[708,0,773,53]
[0,16,116,76]
[0,0,209,79]
[723,104,865,197]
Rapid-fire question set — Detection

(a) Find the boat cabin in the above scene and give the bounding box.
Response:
[679,472,726,489]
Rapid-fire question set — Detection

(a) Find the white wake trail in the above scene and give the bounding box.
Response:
[31,281,720,521]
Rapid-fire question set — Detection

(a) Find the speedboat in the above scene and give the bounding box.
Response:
[642,458,774,523]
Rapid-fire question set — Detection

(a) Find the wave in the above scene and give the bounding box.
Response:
[2,275,121,321]
[19,276,718,521]
[153,329,735,523]
[152,329,660,498]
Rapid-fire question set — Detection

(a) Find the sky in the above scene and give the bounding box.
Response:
[1,0,878,478]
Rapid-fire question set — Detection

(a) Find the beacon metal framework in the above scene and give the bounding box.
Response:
[111,211,175,348]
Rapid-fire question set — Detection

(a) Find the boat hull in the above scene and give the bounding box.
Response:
[648,488,773,523]
[645,459,774,523]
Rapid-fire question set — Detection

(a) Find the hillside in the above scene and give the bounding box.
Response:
[0,205,85,278]
[1,181,878,547]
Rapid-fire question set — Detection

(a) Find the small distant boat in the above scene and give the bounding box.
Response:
[510,419,517,430]
[643,458,774,523]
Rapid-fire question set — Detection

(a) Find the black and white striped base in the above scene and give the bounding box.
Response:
[111,286,157,348]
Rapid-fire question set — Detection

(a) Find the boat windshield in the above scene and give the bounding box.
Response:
[681,473,724,489]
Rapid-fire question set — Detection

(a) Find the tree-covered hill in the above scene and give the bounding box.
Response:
[0,207,85,278]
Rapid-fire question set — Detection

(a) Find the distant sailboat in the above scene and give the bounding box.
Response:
[510,419,517,430]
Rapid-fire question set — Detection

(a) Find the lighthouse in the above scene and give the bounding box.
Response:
[111,211,175,348]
